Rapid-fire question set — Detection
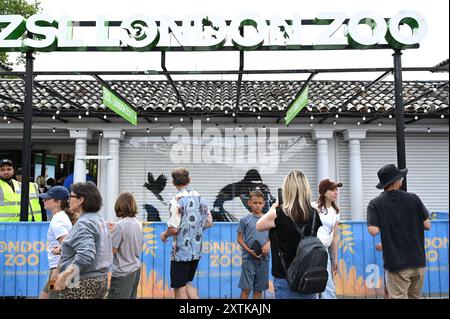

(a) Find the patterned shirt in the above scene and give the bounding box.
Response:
[167,186,211,262]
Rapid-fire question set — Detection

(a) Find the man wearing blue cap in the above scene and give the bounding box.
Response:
[367,164,432,299]
[0,159,43,222]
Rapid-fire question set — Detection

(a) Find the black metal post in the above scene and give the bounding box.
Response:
[20,51,34,221]
[393,50,407,191]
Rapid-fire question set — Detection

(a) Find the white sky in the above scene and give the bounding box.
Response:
[9,0,450,81]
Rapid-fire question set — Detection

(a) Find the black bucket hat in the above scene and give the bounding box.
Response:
[376,164,408,189]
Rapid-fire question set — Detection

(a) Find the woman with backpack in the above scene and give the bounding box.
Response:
[38,186,75,299]
[256,170,323,299]
[312,179,343,299]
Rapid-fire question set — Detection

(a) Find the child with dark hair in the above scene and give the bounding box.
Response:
[108,192,143,299]
[237,190,270,299]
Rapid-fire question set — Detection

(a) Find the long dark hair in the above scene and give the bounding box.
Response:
[317,193,340,214]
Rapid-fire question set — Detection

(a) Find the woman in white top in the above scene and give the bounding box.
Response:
[38,186,74,299]
[312,179,342,299]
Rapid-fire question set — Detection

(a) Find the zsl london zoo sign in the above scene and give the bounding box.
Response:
[0,11,426,51]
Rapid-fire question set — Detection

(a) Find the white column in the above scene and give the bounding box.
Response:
[69,129,92,184]
[343,129,367,220]
[103,130,122,222]
[97,135,109,217]
[311,129,334,183]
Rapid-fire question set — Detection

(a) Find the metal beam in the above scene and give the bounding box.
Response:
[234,51,244,123]
[319,70,391,124]
[393,50,407,191]
[92,74,139,113]
[405,107,449,124]
[160,51,191,121]
[20,51,34,221]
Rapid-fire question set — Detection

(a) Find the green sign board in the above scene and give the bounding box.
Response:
[102,86,137,126]
[285,86,308,126]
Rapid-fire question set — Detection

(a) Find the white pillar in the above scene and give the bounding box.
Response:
[69,129,92,184]
[343,129,367,220]
[311,129,334,183]
[97,135,109,217]
[103,130,122,222]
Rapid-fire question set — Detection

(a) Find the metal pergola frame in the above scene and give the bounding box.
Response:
[0,22,449,220]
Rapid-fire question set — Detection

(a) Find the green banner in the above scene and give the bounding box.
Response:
[102,86,137,126]
[285,86,308,126]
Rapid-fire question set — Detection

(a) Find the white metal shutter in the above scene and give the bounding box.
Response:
[336,134,351,221]
[119,132,317,222]
[361,132,449,220]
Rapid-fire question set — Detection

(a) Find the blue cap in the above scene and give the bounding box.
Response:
[0,159,13,167]
[39,186,70,200]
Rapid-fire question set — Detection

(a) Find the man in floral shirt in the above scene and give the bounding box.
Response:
[160,168,213,299]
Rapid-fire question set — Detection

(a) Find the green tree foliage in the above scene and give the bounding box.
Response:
[0,0,41,65]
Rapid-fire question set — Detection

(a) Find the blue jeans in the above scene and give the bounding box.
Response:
[273,277,318,299]
[320,250,337,299]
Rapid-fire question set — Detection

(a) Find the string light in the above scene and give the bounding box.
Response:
[52,128,56,133]
[333,121,337,125]
[3,116,7,120]
[85,111,89,116]
[310,115,314,120]
[414,116,419,120]
[7,120,11,124]
[389,114,393,119]
[169,123,173,129]
[78,114,82,119]
[146,128,150,134]
[262,125,266,130]
[168,109,172,113]
[224,110,228,114]
[99,132,103,137]
[257,115,261,120]
[310,123,314,127]
[338,108,342,113]
[427,127,431,133]
[52,115,56,120]
[154,117,158,121]
[441,114,445,119]
[180,117,184,122]
[362,116,366,121]
[335,114,339,119]
[206,117,210,122]
[357,121,361,125]
[432,86,437,92]
[232,112,235,117]
[103,115,107,119]
[378,122,382,126]
[122,130,126,135]
[56,110,60,115]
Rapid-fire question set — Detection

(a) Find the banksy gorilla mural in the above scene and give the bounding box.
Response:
[143,169,275,222]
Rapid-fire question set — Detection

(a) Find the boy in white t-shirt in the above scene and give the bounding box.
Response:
[312,179,343,299]
[38,186,73,299]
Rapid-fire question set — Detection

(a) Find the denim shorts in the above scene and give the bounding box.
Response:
[273,277,318,299]
[238,258,269,292]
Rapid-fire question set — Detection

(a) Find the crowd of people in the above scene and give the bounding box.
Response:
[0,158,432,299]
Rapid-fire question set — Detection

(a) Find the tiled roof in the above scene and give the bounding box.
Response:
[0,79,448,116]
[432,59,449,73]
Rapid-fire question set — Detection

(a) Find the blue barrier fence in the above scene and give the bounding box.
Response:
[0,219,448,298]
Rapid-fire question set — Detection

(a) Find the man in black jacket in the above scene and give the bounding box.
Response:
[367,164,431,299]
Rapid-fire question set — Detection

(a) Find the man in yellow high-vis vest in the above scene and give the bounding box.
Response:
[0,159,43,222]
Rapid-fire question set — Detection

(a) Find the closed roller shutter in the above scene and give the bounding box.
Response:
[361,132,449,220]
[119,132,317,222]
[337,134,351,221]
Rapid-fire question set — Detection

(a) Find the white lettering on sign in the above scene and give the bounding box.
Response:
[0,11,427,52]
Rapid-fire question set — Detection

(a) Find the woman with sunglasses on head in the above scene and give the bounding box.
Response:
[312,179,343,299]
[51,182,113,299]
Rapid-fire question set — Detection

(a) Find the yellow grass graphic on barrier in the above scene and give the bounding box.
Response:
[137,264,174,299]
[142,224,158,256]
[338,223,355,254]
[334,259,384,297]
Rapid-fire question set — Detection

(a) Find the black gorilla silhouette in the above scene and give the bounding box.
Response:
[211,169,275,222]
